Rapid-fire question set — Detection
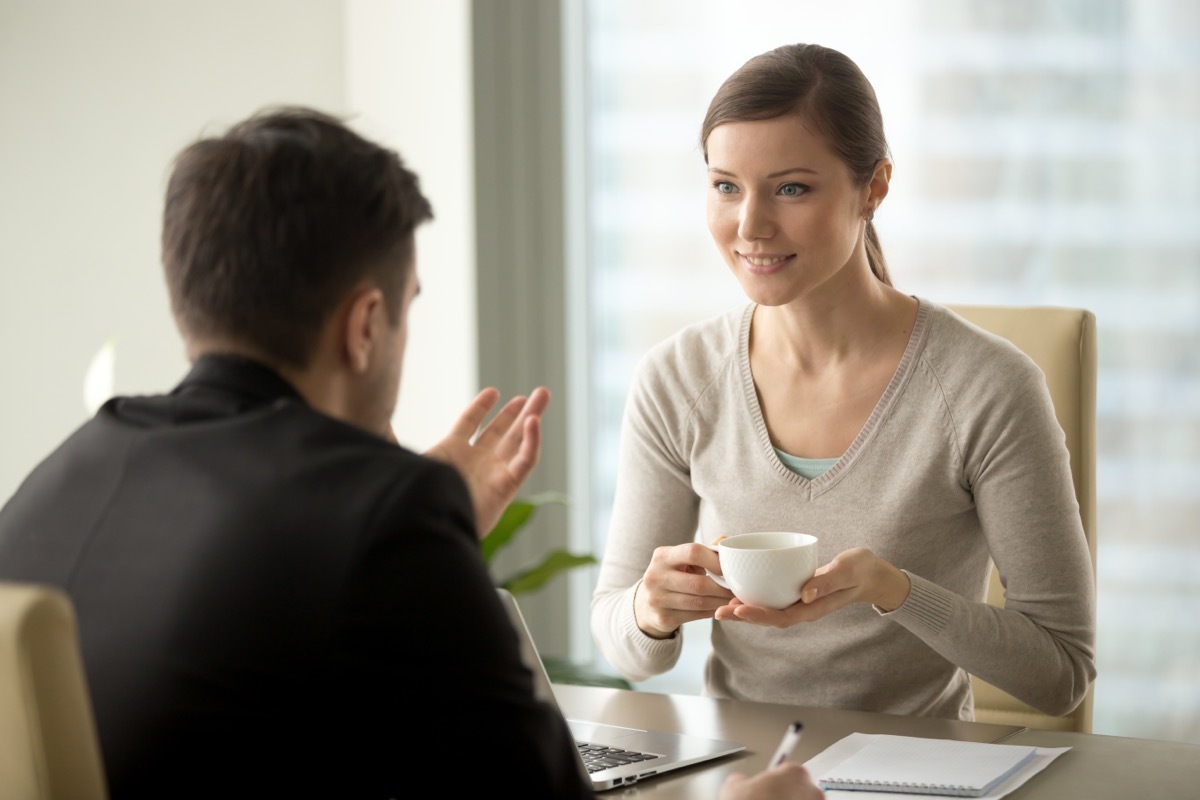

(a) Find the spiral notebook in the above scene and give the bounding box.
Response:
[815,734,1038,797]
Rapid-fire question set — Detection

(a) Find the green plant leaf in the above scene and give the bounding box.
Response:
[481,491,568,563]
[501,549,596,595]
[481,502,534,563]
[542,655,633,689]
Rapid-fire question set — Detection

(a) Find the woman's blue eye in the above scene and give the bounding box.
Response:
[779,183,807,197]
[713,181,737,194]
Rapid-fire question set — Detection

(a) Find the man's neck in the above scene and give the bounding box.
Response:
[185,335,390,441]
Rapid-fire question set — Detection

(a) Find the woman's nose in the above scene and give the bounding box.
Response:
[738,194,775,240]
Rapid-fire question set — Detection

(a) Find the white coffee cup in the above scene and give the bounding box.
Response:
[706,531,819,610]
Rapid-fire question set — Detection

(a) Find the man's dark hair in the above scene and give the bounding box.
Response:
[161,106,434,368]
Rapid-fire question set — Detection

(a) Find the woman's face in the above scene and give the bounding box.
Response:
[705,113,872,307]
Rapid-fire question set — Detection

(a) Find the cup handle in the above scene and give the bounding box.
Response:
[702,542,728,588]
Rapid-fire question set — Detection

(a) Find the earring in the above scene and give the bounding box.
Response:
[863,208,875,223]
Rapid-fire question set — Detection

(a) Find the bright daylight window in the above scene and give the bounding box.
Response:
[571,0,1200,743]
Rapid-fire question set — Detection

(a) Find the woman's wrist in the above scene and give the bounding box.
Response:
[874,560,912,612]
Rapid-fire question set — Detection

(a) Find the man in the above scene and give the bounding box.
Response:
[0,107,822,799]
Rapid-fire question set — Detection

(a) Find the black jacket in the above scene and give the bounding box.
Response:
[0,354,592,799]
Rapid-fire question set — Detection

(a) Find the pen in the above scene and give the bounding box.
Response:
[768,721,804,767]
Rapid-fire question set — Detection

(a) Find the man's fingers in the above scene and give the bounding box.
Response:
[494,394,532,434]
[478,386,551,452]
[496,387,551,454]
[448,388,501,439]
[504,415,542,484]
[439,387,549,484]
[522,386,552,417]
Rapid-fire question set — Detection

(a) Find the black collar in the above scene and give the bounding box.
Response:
[173,354,305,408]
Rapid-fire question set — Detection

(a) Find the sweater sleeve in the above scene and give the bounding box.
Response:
[589,344,707,682]
[883,331,1097,717]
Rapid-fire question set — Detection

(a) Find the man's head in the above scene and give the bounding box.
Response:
[161,106,433,370]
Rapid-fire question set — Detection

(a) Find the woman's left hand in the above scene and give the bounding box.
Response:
[712,547,911,627]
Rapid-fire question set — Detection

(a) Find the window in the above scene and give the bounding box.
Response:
[569,0,1200,743]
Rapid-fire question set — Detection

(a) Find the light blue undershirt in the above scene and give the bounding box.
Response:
[774,449,839,480]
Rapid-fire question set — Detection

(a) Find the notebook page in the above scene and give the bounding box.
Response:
[805,734,1071,800]
[814,734,1038,797]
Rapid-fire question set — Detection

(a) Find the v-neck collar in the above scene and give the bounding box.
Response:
[738,298,931,491]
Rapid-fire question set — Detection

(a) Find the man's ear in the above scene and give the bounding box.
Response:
[342,287,386,374]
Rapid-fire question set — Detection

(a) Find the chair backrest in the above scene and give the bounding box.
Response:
[0,581,108,800]
[948,304,1098,733]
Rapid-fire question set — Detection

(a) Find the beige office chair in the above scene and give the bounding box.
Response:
[948,305,1098,734]
[0,581,108,799]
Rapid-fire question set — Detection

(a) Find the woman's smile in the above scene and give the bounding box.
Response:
[739,252,794,274]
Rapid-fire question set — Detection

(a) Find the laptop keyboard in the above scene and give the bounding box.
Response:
[576,741,661,774]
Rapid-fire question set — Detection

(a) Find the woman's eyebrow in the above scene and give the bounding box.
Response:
[706,166,819,178]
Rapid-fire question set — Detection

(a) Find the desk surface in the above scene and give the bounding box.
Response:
[552,684,1200,799]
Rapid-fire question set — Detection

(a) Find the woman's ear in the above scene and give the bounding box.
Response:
[865,157,892,214]
[342,287,386,374]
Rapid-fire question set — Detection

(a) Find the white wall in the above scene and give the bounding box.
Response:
[344,0,477,451]
[0,0,475,503]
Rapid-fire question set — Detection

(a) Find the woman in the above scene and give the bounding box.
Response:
[589,43,1095,721]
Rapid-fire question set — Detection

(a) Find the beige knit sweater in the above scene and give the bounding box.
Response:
[590,299,1095,720]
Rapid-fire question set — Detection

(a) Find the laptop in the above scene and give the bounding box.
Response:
[495,587,746,791]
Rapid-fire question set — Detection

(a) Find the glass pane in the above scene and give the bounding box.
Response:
[579,0,1200,743]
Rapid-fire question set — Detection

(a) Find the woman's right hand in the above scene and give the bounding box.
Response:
[633,541,734,639]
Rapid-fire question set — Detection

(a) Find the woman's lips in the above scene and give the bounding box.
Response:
[740,253,793,275]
